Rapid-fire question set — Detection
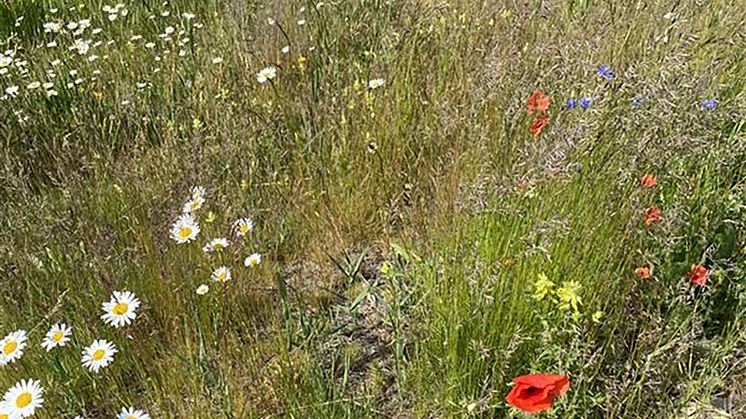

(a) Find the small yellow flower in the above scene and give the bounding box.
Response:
[297,55,307,71]
[532,273,554,301]
[556,280,582,312]
[591,311,604,323]
[379,261,393,277]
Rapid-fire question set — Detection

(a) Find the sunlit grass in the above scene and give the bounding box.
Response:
[0,0,744,417]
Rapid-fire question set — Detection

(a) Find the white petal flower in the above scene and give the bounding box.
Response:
[211,266,232,283]
[41,323,72,351]
[81,339,117,373]
[0,330,27,366]
[117,407,150,419]
[202,238,230,253]
[101,291,141,328]
[256,66,277,84]
[2,379,43,418]
[170,214,200,243]
[232,218,254,236]
[368,78,385,89]
[244,253,262,267]
[182,196,205,213]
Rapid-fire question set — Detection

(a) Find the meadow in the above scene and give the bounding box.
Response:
[0,0,745,417]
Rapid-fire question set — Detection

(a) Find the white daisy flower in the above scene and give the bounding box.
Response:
[101,291,140,328]
[81,339,117,373]
[211,266,232,283]
[196,284,209,295]
[244,253,262,267]
[2,379,43,418]
[256,66,277,84]
[117,407,150,419]
[183,12,196,20]
[5,85,19,97]
[297,19,306,26]
[40,323,72,351]
[281,45,290,54]
[232,218,254,236]
[202,238,230,253]
[26,82,41,90]
[190,186,206,200]
[0,402,21,419]
[0,330,27,366]
[368,78,385,89]
[170,214,200,243]
[43,21,63,33]
[182,196,205,213]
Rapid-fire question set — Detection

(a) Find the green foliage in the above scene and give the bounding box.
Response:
[0,0,744,418]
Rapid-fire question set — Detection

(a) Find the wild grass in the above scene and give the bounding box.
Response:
[0,0,745,417]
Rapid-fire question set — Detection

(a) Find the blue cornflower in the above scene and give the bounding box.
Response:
[701,98,717,110]
[632,96,647,106]
[598,64,615,81]
[566,98,577,109]
[579,97,592,109]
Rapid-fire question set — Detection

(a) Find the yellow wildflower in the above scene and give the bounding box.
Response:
[556,280,582,312]
[532,273,554,301]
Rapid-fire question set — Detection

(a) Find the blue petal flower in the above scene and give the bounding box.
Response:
[598,64,615,81]
[701,98,717,110]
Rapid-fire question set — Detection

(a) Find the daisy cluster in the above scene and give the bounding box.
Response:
[169,186,264,295]
[0,3,206,122]
[0,289,148,417]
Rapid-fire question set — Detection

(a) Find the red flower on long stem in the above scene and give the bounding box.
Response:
[642,207,662,225]
[527,90,550,114]
[688,264,708,286]
[640,174,657,188]
[529,114,550,137]
[506,374,570,414]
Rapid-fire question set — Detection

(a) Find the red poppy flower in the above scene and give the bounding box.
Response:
[642,207,662,225]
[529,114,549,137]
[506,374,570,414]
[640,174,657,188]
[635,266,650,279]
[688,264,708,286]
[527,90,550,114]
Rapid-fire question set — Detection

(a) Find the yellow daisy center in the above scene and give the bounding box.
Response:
[189,201,200,210]
[112,302,129,315]
[213,243,224,250]
[239,224,249,233]
[218,273,227,281]
[2,341,17,356]
[16,392,32,408]
[126,416,137,419]
[92,349,106,361]
[52,331,64,342]
[178,226,193,238]
[1,413,10,419]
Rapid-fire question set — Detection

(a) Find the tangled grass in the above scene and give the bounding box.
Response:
[0,0,745,417]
